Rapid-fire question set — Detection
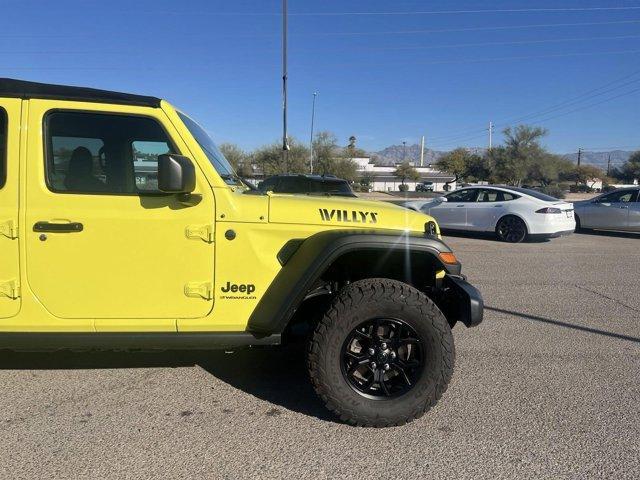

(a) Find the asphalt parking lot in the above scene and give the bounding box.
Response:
[0,231,638,479]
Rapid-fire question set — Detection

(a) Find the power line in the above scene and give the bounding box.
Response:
[289,6,640,16]
[5,33,639,56]
[5,33,640,55]
[428,68,640,144]
[3,19,640,38]
[431,87,640,149]
[130,6,640,16]
[344,34,640,53]
[299,19,640,37]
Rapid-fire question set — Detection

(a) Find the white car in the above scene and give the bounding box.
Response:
[406,186,575,242]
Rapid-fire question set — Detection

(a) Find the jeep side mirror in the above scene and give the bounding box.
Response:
[158,154,196,194]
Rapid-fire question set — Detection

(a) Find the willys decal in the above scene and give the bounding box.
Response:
[318,209,378,224]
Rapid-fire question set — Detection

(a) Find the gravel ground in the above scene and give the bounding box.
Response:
[0,231,638,479]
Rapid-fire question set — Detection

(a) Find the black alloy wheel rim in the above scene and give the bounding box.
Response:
[498,217,526,242]
[341,318,425,399]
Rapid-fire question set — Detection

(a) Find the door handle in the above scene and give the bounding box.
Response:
[456,205,465,207]
[33,221,83,233]
[493,204,503,207]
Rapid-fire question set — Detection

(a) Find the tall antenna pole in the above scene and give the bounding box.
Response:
[577,148,582,166]
[488,121,493,149]
[282,0,290,169]
[309,92,318,174]
[420,135,425,167]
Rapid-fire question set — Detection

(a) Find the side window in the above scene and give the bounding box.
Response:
[46,112,177,194]
[598,190,635,203]
[476,189,499,202]
[502,192,518,201]
[0,107,7,189]
[446,189,478,202]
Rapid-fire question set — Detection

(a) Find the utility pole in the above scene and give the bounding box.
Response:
[488,121,494,149]
[402,141,407,162]
[309,92,317,174]
[577,148,582,166]
[281,0,290,170]
[420,135,425,167]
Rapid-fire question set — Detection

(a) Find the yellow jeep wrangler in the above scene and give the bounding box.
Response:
[0,79,482,426]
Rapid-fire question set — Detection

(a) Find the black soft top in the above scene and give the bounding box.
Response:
[0,78,161,108]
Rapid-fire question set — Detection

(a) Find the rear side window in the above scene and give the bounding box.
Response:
[476,189,519,202]
[319,181,352,195]
[45,112,177,194]
[0,108,6,189]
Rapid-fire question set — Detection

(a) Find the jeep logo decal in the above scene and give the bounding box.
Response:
[319,209,378,224]
[221,282,256,295]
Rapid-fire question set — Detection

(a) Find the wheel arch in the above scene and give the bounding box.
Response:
[247,230,461,335]
[494,212,531,234]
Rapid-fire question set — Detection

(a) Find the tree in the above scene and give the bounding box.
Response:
[616,151,640,181]
[491,125,548,185]
[566,165,604,188]
[436,148,486,183]
[526,154,574,186]
[219,143,252,177]
[344,135,367,159]
[312,131,359,181]
[252,138,309,176]
[394,162,420,186]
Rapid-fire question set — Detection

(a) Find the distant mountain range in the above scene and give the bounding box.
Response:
[371,144,635,171]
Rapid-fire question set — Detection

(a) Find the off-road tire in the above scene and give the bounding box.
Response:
[307,278,455,427]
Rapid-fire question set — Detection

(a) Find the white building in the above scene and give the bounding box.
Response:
[352,158,456,192]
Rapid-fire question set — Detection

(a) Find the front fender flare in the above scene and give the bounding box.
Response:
[247,229,461,335]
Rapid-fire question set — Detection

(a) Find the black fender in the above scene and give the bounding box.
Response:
[247,229,463,335]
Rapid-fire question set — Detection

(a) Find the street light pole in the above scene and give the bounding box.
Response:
[309,92,318,174]
[281,0,290,170]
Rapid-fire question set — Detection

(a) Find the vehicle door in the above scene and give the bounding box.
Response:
[427,189,478,229]
[0,99,21,318]
[25,100,216,331]
[627,190,640,232]
[465,188,518,231]
[583,190,634,229]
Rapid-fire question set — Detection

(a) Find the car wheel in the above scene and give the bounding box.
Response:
[496,215,528,243]
[307,278,455,427]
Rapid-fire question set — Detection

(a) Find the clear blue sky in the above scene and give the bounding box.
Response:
[2,0,639,153]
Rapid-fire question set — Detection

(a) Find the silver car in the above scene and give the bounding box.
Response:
[573,187,640,232]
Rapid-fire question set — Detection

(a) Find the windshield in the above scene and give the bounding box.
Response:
[503,186,559,202]
[177,111,240,185]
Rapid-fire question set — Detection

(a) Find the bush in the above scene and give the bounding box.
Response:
[569,184,593,193]
[538,184,566,199]
[398,184,409,192]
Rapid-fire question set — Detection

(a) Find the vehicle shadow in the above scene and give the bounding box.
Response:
[0,344,335,422]
[575,229,640,240]
[486,306,640,344]
[441,230,550,244]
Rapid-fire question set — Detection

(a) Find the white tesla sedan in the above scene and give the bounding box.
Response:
[405,186,575,242]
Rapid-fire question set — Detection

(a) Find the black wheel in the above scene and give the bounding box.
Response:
[496,215,527,243]
[307,278,455,427]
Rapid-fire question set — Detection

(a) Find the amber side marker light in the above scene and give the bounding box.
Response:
[438,252,458,265]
